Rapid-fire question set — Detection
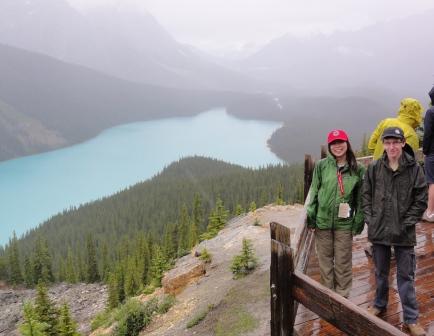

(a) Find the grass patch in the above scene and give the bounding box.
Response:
[157,295,176,314]
[214,306,258,336]
[186,304,214,329]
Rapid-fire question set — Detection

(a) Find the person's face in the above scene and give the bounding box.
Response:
[382,137,405,160]
[329,140,348,160]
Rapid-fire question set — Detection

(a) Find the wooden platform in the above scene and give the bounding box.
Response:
[294,221,434,336]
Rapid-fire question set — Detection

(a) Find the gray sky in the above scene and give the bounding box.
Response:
[66,0,434,56]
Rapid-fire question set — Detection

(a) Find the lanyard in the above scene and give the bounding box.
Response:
[337,169,345,196]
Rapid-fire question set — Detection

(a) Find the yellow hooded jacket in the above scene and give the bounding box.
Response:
[368,98,423,159]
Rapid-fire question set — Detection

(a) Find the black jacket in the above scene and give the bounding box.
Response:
[362,152,427,246]
[422,86,434,155]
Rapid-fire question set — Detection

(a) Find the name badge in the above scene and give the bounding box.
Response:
[338,203,351,218]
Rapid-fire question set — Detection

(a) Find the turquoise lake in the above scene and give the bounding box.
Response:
[0,109,283,246]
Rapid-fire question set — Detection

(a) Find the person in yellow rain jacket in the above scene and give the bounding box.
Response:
[368,98,423,160]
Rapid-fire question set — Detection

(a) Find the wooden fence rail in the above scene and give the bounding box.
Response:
[270,221,407,336]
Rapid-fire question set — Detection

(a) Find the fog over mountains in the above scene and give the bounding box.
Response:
[0,0,433,162]
[0,0,257,91]
[239,10,434,101]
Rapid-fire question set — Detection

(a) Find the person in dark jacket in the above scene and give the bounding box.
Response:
[362,126,427,336]
[422,86,434,221]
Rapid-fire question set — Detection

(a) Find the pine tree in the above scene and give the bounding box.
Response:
[0,255,7,281]
[65,249,77,284]
[162,224,176,260]
[188,220,198,249]
[201,198,229,240]
[32,237,54,285]
[19,302,49,336]
[259,190,268,207]
[138,235,150,285]
[192,193,204,231]
[235,204,244,216]
[85,234,100,283]
[116,264,126,304]
[275,183,285,205]
[34,283,59,336]
[75,253,86,283]
[8,231,23,285]
[230,238,258,279]
[107,272,120,309]
[57,259,67,283]
[124,257,141,297]
[23,256,34,288]
[149,245,168,287]
[58,303,80,336]
[100,243,110,282]
[177,204,191,256]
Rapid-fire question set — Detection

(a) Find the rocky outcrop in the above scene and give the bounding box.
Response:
[162,257,206,295]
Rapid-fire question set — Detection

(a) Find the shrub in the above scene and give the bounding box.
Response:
[114,298,155,336]
[90,309,114,331]
[142,284,155,295]
[94,294,174,336]
[230,238,258,279]
[157,295,176,314]
[198,248,212,263]
[186,304,214,329]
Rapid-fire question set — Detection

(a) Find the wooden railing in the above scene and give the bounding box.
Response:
[270,150,408,336]
[270,222,407,336]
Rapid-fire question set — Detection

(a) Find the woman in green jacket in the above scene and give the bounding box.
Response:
[306,129,365,298]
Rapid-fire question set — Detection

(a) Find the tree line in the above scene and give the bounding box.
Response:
[0,156,303,306]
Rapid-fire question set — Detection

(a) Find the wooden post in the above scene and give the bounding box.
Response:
[304,155,314,202]
[270,222,295,336]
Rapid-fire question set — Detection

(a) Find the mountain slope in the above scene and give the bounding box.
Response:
[0,0,258,91]
[240,11,434,99]
[0,43,277,161]
[0,99,66,160]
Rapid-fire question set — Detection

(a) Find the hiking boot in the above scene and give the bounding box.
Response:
[404,323,426,336]
[367,306,385,317]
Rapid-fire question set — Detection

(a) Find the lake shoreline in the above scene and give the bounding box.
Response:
[0,109,283,246]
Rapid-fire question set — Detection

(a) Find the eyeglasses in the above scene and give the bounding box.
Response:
[383,140,403,146]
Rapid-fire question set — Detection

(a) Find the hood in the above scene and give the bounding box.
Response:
[429,86,434,105]
[397,98,423,128]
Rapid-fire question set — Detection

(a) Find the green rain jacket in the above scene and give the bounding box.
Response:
[368,98,423,159]
[306,155,365,234]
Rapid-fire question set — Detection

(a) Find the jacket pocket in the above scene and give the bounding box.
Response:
[367,215,385,241]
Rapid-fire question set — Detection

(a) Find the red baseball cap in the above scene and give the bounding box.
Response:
[327,129,349,144]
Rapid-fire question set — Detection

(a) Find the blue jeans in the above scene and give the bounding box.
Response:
[372,244,419,324]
